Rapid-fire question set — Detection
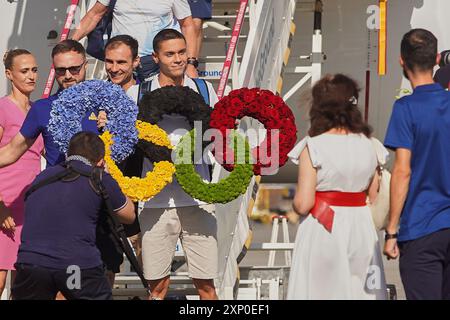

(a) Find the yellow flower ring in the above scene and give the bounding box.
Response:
[101,120,176,202]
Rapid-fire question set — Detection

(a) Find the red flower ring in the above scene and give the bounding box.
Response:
[210,88,297,175]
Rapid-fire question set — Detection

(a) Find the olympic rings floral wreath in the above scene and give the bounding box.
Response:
[48,80,138,162]
[138,86,254,203]
[174,129,254,204]
[48,80,175,202]
[100,120,175,202]
[209,88,297,176]
[137,86,212,162]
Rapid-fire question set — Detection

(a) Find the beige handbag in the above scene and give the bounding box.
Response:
[369,138,391,231]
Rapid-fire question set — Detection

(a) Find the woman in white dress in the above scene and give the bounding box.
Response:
[287,74,388,300]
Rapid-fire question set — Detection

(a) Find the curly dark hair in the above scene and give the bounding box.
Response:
[308,74,372,137]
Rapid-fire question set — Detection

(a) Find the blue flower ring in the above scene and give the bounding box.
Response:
[48,80,138,162]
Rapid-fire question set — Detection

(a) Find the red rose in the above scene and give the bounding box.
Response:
[260,89,272,96]
[230,97,243,109]
[247,103,259,115]
[259,92,272,103]
[269,95,279,106]
[266,108,280,121]
[266,119,281,129]
[243,90,257,103]
[282,121,296,131]
[209,119,221,128]
[214,100,225,109]
[220,118,236,128]
[250,88,260,95]
[282,106,294,117]
[227,106,241,118]
[228,90,240,98]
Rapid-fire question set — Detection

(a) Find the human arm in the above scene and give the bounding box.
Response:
[292,147,317,215]
[103,174,136,224]
[115,196,136,225]
[367,168,381,204]
[71,1,108,41]
[383,148,411,259]
[0,197,15,232]
[0,132,36,168]
[382,98,414,259]
[179,16,199,78]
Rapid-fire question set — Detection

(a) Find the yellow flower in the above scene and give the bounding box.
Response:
[100,122,175,202]
[136,120,173,149]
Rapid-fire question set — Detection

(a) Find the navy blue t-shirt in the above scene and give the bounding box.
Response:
[384,83,450,242]
[20,90,99,167]
[17,160,127,270]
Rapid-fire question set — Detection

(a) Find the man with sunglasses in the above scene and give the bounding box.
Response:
[0,40,98,168]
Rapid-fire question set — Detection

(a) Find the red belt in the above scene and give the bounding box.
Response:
[310,191,367,233]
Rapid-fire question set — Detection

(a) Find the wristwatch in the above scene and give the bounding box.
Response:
[384,232,398,241]
[187,57,199,69]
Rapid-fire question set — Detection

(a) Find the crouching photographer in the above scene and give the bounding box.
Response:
[11,132,135,300]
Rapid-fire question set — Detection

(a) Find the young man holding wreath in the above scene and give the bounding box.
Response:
[138,29,219,300]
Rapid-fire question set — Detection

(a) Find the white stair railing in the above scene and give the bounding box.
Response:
[216,0,298,300]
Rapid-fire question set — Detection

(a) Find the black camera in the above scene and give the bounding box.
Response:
[439,50,450,67]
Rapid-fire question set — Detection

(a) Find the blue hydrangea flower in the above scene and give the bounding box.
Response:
[48,80,138,162]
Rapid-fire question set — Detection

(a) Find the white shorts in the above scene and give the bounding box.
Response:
[139,204,218,280]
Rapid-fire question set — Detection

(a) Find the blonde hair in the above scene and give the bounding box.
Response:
[3,49,32,70]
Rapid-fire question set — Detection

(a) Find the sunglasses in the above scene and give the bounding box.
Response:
[54,61,86,76]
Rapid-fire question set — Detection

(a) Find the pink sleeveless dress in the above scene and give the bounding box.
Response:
[0,96,44,270]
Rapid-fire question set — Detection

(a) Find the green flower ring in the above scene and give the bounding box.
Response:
[174,129,254,204]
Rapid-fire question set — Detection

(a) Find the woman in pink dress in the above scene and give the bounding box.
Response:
[0,49,43,297]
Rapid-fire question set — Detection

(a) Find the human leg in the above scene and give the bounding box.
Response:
[188,0,212,59]
[58,266,112,300]
[128,233,142,267]
[192,278,217,300]
[139,207,181,300]
[11,264,57,300]
[0,270,7,298]
[440,229,450,299]
[192,18,204,59]
[148,275,170,300]
[399,229,450,300]
[178,204,218,299]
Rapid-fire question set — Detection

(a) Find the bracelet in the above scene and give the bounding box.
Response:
[384,232,398,241]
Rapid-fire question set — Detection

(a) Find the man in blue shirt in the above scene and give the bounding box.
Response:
[11,132,135,300]
[0,40,98,168]
[384,29,450,300]
[0,40,125,285]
